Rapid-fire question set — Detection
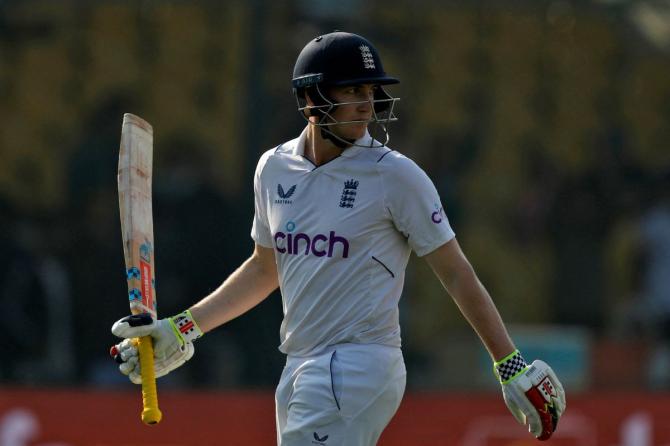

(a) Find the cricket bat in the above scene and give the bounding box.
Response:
[118,113,162,425]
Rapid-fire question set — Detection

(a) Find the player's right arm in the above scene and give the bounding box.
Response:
[189,243,278,332]
[111,243,278,383]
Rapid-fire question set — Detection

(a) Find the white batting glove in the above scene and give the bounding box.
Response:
[494,350,566,441]
[110,310,203,384]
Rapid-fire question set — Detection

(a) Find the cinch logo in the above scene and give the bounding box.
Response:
[274,230,350,258]
[431,205,445,224]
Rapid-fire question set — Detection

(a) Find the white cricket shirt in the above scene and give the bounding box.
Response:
[251,127,455,356]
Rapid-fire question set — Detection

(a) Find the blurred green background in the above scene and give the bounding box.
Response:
[2,0,669,393]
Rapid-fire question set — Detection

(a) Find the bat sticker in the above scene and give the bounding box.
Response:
[140,242,152,263]
[140,260,154,310]
[127,267,141,280]
[128,288,142,301]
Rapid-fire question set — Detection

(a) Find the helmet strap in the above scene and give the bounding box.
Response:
[320,127,354,149]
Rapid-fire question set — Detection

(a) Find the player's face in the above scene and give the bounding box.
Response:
[327,84,377,140]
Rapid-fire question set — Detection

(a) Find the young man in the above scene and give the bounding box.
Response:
[112,32,566,444]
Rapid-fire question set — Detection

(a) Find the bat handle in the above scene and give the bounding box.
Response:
[138,335,162,424]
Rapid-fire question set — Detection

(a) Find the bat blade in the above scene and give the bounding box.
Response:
[119,114,156,318]
[118,113,162,425]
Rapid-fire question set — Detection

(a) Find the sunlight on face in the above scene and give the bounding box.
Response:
[327,84,378,140]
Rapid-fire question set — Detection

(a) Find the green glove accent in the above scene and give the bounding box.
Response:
[494,350,529,384]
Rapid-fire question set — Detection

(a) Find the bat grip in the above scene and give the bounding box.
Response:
[138,335,162,424]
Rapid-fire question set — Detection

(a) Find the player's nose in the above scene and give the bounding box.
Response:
[357,101,372,114]
[357,93,374,112]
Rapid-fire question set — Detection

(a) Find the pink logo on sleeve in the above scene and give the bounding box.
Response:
[431,206,445,224]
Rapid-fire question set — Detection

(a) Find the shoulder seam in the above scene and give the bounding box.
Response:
[376,149,394,163]
[257,146,276,181]
[374,153,392,224]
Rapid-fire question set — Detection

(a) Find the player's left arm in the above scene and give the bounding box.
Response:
[424,238,566,441]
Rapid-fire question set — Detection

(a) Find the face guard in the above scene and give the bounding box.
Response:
[293,77,399,148]
[292,32,401,149]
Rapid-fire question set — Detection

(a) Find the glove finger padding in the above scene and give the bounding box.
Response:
[112,313,156,338]
[124,342,195,384]
[111,333,195,385]
[113,338,139,363]
[501,385,529,425]
[496,352,566,441]
[110,311,203,384]
[119,356,138,375]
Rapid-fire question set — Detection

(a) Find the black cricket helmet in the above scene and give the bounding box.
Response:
[292,31,400,147]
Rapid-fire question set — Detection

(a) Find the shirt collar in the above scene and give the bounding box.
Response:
[292,126,375,158]
[291,126,309,157]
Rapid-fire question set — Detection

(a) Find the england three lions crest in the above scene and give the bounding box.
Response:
[339,179,359,208]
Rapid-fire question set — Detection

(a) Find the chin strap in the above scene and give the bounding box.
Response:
[320,127,355,149]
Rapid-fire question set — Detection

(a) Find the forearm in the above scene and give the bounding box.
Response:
[425,240,516,362]
[189,249,279,333]
[442,264,516,361]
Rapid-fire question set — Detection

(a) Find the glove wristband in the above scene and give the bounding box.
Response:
[169,310,204,345]
[494,350,528,384]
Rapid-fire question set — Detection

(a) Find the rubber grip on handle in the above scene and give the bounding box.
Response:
[138,335,162,424]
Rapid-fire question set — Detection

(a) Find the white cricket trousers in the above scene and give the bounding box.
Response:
[275,343,406,446]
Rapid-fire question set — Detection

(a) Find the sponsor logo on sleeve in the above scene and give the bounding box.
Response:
[431,204,445,224]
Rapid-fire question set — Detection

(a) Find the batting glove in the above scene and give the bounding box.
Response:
[110,310,203,384]
[494,350,566,441]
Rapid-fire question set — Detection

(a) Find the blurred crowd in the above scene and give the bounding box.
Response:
[1,1,669,391]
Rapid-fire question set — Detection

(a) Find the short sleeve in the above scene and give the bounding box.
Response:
[380,153,455,256]
[250,152,274,248]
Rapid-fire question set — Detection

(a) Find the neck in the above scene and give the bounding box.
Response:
[304,124,347,166]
